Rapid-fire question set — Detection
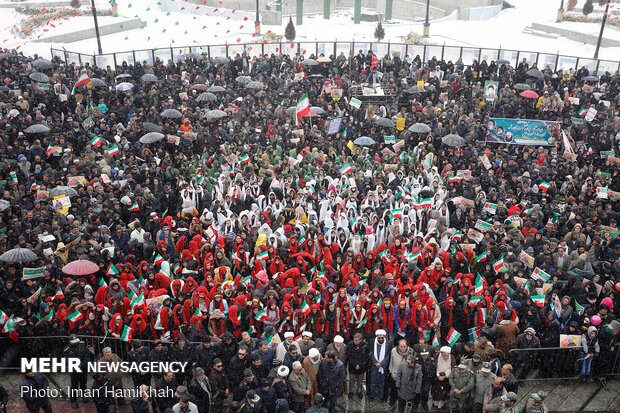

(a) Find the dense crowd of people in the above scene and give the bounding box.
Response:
[0,44,618,413]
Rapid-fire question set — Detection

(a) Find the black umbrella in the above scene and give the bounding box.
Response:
[496,59,510,66]
[207,85,226,93]
[409,123,431,133]
[213,56,230,65]
[583,75,599,82]
[29,72,50,83]
[196,92,217,102]
[161,109,183,119]
[50,186,78,197]
[25,124,50,134]
[90,78,107,88]
[407,85,425,94]
[235,76,252,85]
[139,132,165,144]
[526,68,544,79]
[140,74,158,82]
[32,58,53,70]
[442,134,466,147]
[143,122,162,133]
[301,59,318,66]
[115,73,132,81]
[0,248,38,263]
[374,117,395,128]
[514,83,531,91]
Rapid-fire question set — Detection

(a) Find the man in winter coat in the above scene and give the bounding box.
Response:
[449,363,475,412]
[395,354,422,413]
[289,360,311,413]
[473,363,497,413]
[597,320,619,379]
[524,391,548,413]
[512,327,540,378]
[192,337,215,375]
[369,329,391,400]
[388,338,414,406]
[21,371,53,413]
[128,340,152,387]
[415,347,436,412]
[63,334,90,409]
[317,351,346,413]
[346,333,369,399]
[482,377,506,413]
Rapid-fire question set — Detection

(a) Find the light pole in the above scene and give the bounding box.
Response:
[593,1,609,60]
[423,0,430,38]
[91,0,102,55]
[255,0,260,35]
[556,0,564,22]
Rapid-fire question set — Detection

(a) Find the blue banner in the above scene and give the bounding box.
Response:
[486,118,559,146]
[327,117,343,136]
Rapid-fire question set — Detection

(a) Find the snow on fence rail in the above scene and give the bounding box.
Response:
[51,41,620,74]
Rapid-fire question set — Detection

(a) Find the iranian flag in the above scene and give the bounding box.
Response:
[107,145,120,156]
[66,310,83,323]
[446,327,461,346]
[255,308,268,322]
[539,181,550,191]
[91,136,102,147]
[493,256,506,272]
[340,164,353,174]
[469,295,482,305]
[419,198,432,209]
[357,317,368,329]
[1,316,16,333]
[53,288,64,300]
[0,309,7,325]
[265,334,274,345]
[452,231,462,241]
[407,249,421,262]
[523,281,530,295]
[473,279,484,295]
[42,309,54,322]
[241,276,252,286]
[120,325,132,342]
[296,92,310,126]
[468,327,481,342]
[278,320,287,333]
[256,251,269,261]
[475,251,488,263]
[575,301,585,314]
[432,334,440,347]
[301,301,311,316]
[240,154,250,163]
[395,189,404,199]
[130,202,140,212]
[448,176,462,183]
[578,108,586,117]
[479,308,487,324]
[247,325,257,335]
[531,295,545,307]
[154,254,165,266]
[46,145,53,156]
[98,278,107,288]
[107,264,119,276]
[72,69,92,94]
[131,293,145,309]
[531,267,550,282]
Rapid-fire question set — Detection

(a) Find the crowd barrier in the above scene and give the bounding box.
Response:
[1,335,618,378]
[50,41,620,75]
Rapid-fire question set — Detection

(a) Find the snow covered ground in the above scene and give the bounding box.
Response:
[1,0,619,63]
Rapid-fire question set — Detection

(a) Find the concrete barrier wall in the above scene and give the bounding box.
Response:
[33,18,145,43]
[0,0,72,8]
[165,0,502,21]
[531,22,620,48]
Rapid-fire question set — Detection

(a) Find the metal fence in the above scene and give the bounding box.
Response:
[50,41,620,75]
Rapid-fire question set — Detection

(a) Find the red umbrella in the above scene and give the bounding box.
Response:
[62,259,100,276]
[520,90,539,99]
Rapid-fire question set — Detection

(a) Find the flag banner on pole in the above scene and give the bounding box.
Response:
[531,267,550,282]
[446,327,461,346]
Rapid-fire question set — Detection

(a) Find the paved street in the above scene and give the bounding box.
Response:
[2,371,619,412]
